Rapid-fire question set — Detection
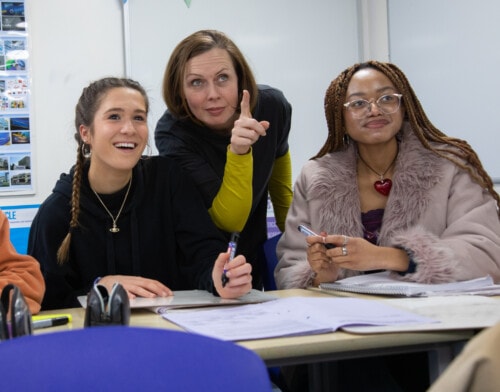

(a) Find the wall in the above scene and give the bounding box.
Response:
[128,0,360,180]
[1,0,362,251]
[1,1,498,252]
[388,0,500,182]
[14,0,500,209]
[12,0,125,207]
[1,0,362,205]
[0,0,125,251]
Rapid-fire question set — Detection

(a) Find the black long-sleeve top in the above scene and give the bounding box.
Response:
[28,156,227,309]
[155,85,292,287]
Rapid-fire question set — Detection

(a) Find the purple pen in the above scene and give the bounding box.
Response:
[222,232,239,287]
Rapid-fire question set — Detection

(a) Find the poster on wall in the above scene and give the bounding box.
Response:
[0,1,32,194]
[0,203,37,253]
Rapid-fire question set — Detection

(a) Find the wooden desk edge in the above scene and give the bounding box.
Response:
[34,289,480,366]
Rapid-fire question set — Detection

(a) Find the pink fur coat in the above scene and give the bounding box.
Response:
[275,124,500,289]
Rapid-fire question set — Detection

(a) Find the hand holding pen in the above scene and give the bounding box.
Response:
[214,232,252,298]
[298,225,336,249]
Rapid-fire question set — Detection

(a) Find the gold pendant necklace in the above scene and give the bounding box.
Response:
[91,174,132,233]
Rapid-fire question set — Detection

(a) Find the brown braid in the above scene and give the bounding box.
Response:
[56,77,150,264]
[316,60,500,216]
[56,143,84,263]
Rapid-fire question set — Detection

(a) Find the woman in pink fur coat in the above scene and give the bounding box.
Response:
[275,61,500,289]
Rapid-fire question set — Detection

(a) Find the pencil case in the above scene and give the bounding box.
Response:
[84,283,130,327]
[0,284,33,341]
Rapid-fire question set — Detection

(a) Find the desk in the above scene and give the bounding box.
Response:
[36,289,475,389]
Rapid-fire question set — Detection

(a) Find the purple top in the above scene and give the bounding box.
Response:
[361,208,384,245]
[362,208,416,275]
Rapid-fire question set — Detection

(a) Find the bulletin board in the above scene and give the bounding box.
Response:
[0,0,32,194]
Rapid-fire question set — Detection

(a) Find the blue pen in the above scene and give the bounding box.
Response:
[298,225,336,249]
[222,232,239,288]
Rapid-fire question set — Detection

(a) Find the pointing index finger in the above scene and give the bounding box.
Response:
[239,90,252,118]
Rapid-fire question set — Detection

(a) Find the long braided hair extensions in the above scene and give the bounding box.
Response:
[56,77,149,263]
[317,61,500,216]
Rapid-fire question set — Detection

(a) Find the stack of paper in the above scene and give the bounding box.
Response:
[319,271,500,297]
[344,295,500,333]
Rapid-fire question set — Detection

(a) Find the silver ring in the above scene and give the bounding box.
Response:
[341,246,348,256]
[342,235,349,246]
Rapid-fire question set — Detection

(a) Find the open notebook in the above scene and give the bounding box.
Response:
[319,271,500,297]
[162,296,436,341]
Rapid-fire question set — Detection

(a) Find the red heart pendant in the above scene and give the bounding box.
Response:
[374,179,392,196]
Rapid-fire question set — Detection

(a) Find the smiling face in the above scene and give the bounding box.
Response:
[80,87,148,180]
[344,68,405,148]
[183,48,239,132]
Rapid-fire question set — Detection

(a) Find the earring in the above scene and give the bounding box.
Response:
[81,143,91,159]
[343,133,350,147]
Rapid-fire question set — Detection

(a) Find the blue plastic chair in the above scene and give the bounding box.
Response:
[0,326,273,392]
[261,233,282,291]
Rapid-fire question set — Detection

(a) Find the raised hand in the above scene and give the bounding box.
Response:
[230,90,270,155]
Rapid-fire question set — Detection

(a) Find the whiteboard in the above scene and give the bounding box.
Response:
[388,0,500,181]
[128,0,360,180]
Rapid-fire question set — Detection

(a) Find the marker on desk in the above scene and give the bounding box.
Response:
[222,232,239,288]
[32,315,71,330]
[32,313,73,323]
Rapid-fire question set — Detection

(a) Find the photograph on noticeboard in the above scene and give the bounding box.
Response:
[0,0,31,194]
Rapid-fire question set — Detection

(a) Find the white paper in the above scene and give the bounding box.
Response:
[320,271,500,297]
[344,295,500,333]
[162,297,436,341]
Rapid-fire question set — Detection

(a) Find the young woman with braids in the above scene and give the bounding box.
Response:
[28,77,252,310]
[275,61,500,392]
[275,60,500,289]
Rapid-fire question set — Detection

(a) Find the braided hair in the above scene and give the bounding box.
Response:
[56,77,149,264]
[316,60,500,215]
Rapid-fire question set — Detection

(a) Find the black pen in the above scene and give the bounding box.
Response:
[222,232,239,288]
[32,316,70,330]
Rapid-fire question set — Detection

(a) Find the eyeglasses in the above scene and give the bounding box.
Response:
[343,93,403,119]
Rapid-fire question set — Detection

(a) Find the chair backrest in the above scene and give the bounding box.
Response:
[428,322,500,392]
[0,326,273,392]
[261,234,282,291]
